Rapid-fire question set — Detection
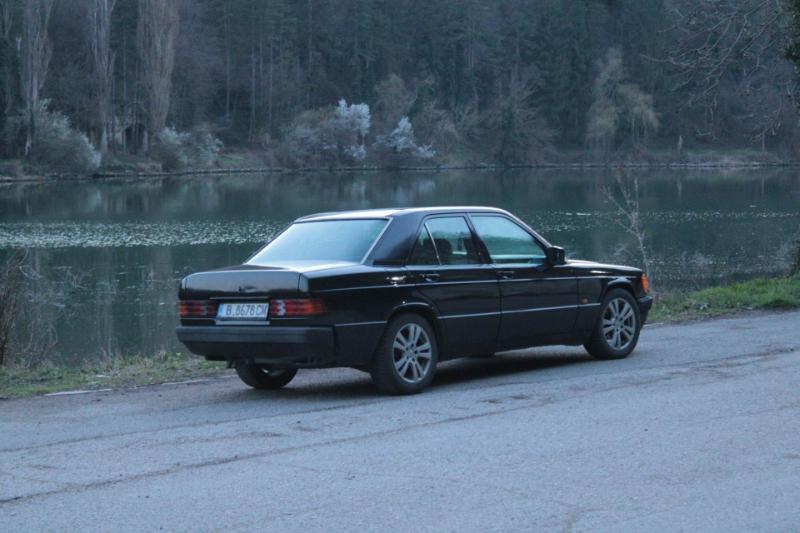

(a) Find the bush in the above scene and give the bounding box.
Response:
[0,161,22,177]
[152,126,223,171]
[152,127,189,171]
[373,116,435,166]
[6,100,101,173]
[279,99,370,167]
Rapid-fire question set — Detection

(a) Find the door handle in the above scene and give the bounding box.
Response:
[497,270,515,280]
[421,272,440,282]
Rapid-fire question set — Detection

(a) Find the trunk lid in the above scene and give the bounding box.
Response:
[179,264,305,299]
[178,261,356,299]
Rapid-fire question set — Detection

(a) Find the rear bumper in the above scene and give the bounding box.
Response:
[176,325,335,368]
[638,295,654,324]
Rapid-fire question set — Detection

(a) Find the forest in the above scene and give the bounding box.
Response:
[0,0,799,174]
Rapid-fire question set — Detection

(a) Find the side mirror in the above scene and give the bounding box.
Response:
[545,246,566,266]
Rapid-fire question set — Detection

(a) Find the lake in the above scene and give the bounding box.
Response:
[1,168,798,363]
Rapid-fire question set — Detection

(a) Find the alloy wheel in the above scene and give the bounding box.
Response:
[392,323,433,384]
[602,297,636,351]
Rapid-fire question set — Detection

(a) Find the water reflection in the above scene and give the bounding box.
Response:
[1,168,798,361]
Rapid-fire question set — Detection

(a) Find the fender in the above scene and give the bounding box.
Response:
[604,276,637,299]
[385,299,445,352]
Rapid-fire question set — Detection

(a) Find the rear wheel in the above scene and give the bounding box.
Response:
[235,364,298,389]
[584,288,641,360]
[370,313,438,395]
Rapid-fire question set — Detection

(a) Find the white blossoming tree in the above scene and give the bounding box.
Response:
[374,116,435,166]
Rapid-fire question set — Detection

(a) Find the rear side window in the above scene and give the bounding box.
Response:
[424,217,481,265]
[471,215,545,265]
[248,219,387,264]
[408,226,439,265]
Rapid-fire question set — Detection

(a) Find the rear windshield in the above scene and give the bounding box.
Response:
[247,219,388,265]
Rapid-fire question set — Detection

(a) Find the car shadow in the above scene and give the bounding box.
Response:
[228,349,593,402]
[433,351,592,389]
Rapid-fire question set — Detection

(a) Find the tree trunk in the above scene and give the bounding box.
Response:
[20,0,54,158]
[223,0,230,121]
[87,0,116,155]
[137,0,180,155]
[306,0,313,108]
[1,2,14,120]
[249,43,256,143]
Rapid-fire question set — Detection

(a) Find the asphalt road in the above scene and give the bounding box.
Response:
[2,310,800,532]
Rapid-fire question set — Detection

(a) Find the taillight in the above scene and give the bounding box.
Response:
[641,274,650,294]
[179,300,218,318]
[269,298,326,317]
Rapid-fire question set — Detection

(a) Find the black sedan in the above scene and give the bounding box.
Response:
[176,207,652,394]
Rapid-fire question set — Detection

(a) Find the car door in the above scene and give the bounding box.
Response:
[469,214,577,350]
[405,215,500,358]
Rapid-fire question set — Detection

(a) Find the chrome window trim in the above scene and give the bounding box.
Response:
[424,222,442,265]
[468,213,549,265]
[407,223,441,267]
[416,214,483,267]
[360,218,394,264]
[247,217,391,266]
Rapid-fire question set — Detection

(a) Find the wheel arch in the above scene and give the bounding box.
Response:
[385,302,443,351]
[603,277,637,301]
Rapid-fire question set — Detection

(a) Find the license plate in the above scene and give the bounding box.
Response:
[216,302,269,321]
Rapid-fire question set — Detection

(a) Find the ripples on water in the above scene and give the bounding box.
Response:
[2,210,796,248]
[0,220,289,248]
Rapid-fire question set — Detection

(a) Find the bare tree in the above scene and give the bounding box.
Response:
[137,0,180,154]
[663,0,794,145]
[602,171,653,286]
[1,0,15,119]
[0,250,25,366]
[19,0,53,157]
[86,0,116,154]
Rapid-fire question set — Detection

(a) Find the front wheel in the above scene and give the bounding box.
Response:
[236,364,298,389]
[584,289,641,360]
[370,314,438,395]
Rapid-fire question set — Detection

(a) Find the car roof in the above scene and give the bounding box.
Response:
[296,206,509,222]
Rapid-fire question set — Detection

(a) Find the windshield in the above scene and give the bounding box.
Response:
[247,219,388,265]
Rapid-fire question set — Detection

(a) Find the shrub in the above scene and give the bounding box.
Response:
[0,161,22,177]
[791,240,800,276]
[152,126,223,171]
[280,99,370,167]
[373,116,435,166]
[6,100,101,173]
[152,127,189,171]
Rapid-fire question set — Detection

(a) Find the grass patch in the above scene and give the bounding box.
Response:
[0,352,228,399]
[650,274,800,323]
[3,275,799,398]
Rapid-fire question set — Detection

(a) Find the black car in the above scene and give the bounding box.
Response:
[176,206,652,394]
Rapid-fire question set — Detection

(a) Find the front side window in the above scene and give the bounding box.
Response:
[424,216,481,265]
[248,219,387,265]
[471,215,545,265]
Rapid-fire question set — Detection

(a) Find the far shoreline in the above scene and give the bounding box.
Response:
[2,151,799,185]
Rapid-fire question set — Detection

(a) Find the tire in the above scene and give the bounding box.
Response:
[235,364,298,389]
[370,313,438,395]
[584,288,641,360]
